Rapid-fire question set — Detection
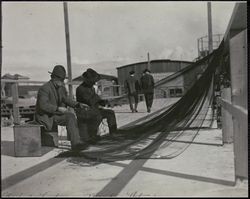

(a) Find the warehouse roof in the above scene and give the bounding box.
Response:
[116,59,193,69]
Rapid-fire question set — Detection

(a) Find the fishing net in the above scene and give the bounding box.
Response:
[57,40,225,163]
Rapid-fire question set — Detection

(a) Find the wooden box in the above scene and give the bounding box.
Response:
[14,124,42,157]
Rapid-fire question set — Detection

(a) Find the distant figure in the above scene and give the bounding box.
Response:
[140,69,155,113]
[124,70,140,113]
[35,65,88,151]
[76,68,118,144]
[93,82,102,96]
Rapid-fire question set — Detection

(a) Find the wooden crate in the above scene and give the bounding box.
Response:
[14,124,42,157]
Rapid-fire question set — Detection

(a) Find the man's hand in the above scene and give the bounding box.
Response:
[98,105,105,109]
[75,103,89,110]
[57,107,68,113]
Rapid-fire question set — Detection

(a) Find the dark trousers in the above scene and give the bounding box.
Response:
[53,112,83,146]
[77,108,117,141]
[99,109,117,135]
[144,92,154,110]
[128,93,138,111]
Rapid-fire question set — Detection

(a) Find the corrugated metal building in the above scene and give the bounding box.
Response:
[154,56,209,98]
[116,59,193,86]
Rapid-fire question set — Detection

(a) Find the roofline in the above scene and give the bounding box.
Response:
[116,59,194,69]
[155,53,213,87]
[72,73,117,81]
[224,2,247,42]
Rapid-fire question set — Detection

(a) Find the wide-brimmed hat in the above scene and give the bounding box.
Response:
[129,70,135,75]
[48,65,68,79]
[143,68,151,73]
[82,68,101,82]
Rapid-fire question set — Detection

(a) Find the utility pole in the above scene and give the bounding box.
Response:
[147,52,151,70]
[63,2,73,99]
[207,2,213,53]
[0,2,2,75]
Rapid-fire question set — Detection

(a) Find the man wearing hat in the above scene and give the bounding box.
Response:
[76,68,118,143]
[35,65,88,151]
[124,70,140,113]
[140,68,155,113]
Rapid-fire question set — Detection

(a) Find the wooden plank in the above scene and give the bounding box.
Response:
[11,83,20,125]
[229,29,248,179]
[1,79,45,84]
[218,98,247,125]
[221,88,233,143]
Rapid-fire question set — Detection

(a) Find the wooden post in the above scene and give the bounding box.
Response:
[229,29,247,179]
[0,2,2,75]
[221,87,234,143]
[207,2,213,53]
[147,52,151,70]
[197,38,200,57]
[63,2,73,99]
[11,82,20,125]
[201,37,204,53]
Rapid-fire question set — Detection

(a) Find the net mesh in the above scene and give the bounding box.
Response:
[57,40,225,163]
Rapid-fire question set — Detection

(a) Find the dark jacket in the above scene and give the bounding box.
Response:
[124,76,140,95]
[35,80,77,131]
[76,82,106,108]
[140,73,155,93]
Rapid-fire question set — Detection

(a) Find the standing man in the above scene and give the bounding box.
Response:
[124,70,140,113]
[35,65,88,151]
[76,68,118,144]
[140,69,155,113]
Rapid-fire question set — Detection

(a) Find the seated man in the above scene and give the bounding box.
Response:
[76,68,118,144]
[35,65,88,151]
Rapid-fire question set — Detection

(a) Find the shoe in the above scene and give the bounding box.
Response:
[135,109,138,112]
[147,108,151,113]
[71,143,88,151]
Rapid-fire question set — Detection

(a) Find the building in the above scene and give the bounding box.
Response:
[72,73,119,98]
[154,56,210,98]
[116,59,193,92]
[1,73,41,98]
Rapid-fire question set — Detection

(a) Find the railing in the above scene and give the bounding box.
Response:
[1,79,46,124]
[219,28,247,180]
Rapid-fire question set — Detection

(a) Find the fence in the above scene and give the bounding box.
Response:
[218,29,247,180]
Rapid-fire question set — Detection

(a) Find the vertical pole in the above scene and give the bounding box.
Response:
[201,37,204,53]
[221,87,234,143]
[0,2,2,75]
[207,2,213,53]
[11,82,20,125]
[147,52,151,70]
[197,38,200,57]
[63,2,73,99]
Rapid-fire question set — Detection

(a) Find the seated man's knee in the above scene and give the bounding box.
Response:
[65,112,77,122]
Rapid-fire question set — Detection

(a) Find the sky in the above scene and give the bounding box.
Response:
[2,1,236,81]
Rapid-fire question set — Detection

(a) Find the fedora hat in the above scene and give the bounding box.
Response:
[48,65,68,79]
[82,68,101,82]
[129,70,135,75]
[143,68,151,73]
